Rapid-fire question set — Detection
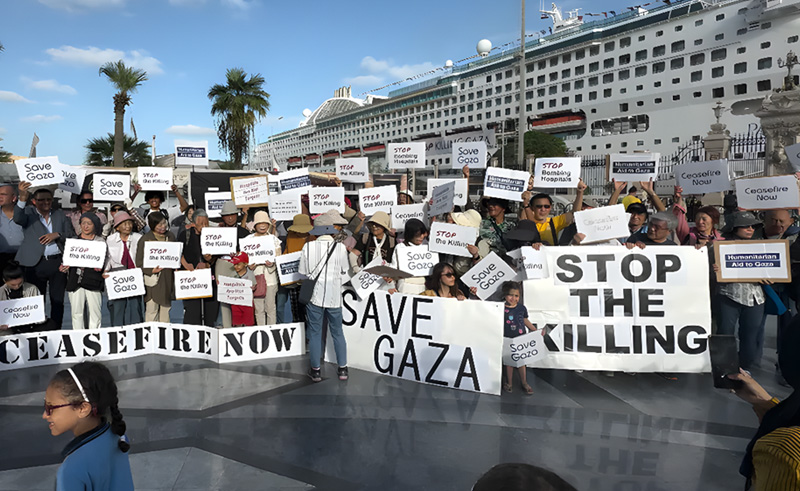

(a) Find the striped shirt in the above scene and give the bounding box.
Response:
[298,236,349,308]
[752,426,800,490]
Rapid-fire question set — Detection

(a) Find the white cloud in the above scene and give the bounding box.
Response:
[21,77,77,95]
[20,115,62,123]
[45,46,164,75]
[168,0,207,4]
[0,127,7,135]
[222,0,255,9]
[344,75,383,87]
[165,124,215,136]
[0,91,34,103]
[360,56,436,80]
[38,0,125,11]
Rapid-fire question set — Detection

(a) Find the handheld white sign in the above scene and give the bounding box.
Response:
[0,295,46,328]
[268,195,301,222]
[231,175,269,207]
[105,269,145,300]
[388,142,426,170]
[309,187,345,214]
[503,331,547,367]
[521,247,550,280]
[137,167,173,191]
[276,251,303,285]
[93,174,130,202]
[735,175,800,210]
[239,235,278,264]
[267,173,281,195]
[427,178,468,207]
[175,140,209,166]
[336,157,369,183]
[201,227,238,255]
[395,245,439,276]
[428,180,455,217]
[608,153,660,182]
[278,168,312,195]
[391,204,426,230]
[534,157,581,188]
[59,166,86,194]
[205,191,231,219]
[217,276,254,307]
[574,204,630,244]
[675,159,731,195]
[347,257,386,300]
[453,141,487,169]
[506,248,526,282]
[359,185,397,215]
[787,142,800,173]
[714,240,792,283]
[63,238,107,268]
[174,268,213,300]
[462,252,518,300]
[142,241,183,269]
[15,156,63,187]
[484,167,529,201]
[429,222,478,257]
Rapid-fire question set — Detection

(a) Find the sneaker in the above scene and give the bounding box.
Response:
[308,368,322,383]
[337,366,349,381]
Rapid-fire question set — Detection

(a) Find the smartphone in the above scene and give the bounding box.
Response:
[709,335,743,390]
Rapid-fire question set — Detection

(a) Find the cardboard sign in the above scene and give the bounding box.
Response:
[174,268,213,300]
[391,204,426,230]
[15,156,63,187]
[534,157,581,188]
[735,175,800,210]
[239,235,278,264]
[521,247,550,280]
[503,331,547,367]
[0,295,46,328]
[93,173,130,202]
[714,240,792,283]
[142,241,183,269]
[268,195,301,222]
[105,269,145,300]
[59,166,87,194]
[395,244,439,276]
[427,178,468,207]
[309,187,345,214]
[388,142,426,170]
[359,185,397,214]
[201,227,238,255]
[276,251,303,285]
[217,276,254,307]
[175,140,209,166]
[483,167,529,201]
[452,141,487,169]
[429,222,478,257]
[462,252,517,300]
[675,159,731,195]
[205,191,231,219]
[574,204,630,244]
[230,175,269,207]
[278,168,312,195]
[347,257,386,300]
[428,180,455,217]
[787,142,800,172]
[137,167,173,191]
[63,238,107,268]
[336,157,369,183]
[608,153,660,182]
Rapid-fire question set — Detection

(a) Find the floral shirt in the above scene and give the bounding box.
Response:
[504,304,529,338]
[479,217,516,255]
[718,282,765,307]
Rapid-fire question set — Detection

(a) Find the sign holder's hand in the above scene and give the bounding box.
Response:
[18,181,32,202]
[39,232,59,245]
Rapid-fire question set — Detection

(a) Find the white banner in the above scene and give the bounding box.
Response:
[217,323,306,363]
[15,156,63,187]
[142,241,183,269]
[326,290,504,395]
[0,296,46,328]
[388,142,426,170]
[205,191,231,219]
[175,140,208,166]
[503,331,547,367]
[105,269,145,300]
[59,165,87,194]
[429,222,477,257]
[483,167,529,201]
[715,240,791,283]
[93,173,130,202]
[174,268,213,300]
[427,178,468,207]
[574,204,630,244]
[359,185,397,215]
[63,238,107,268]
[201,227,238,256]
[523,246,711,373]
[137,167,173,191]
[534,157,581,188]
[735,175,800,210]
[675,159,731,195]
[231,176,269,206]
[506,248,526,282]
[276,251,303,285]
[395,245,439,276]
[462,252,517,300]
[309,187,345,214]
[217,276,254,307]
[391,204,426,230]
[239,235,278,264]
[347,257,386,300]
[278,168,312,195]
[267,195,301,222]
[428,180,455,217]
[336,157,369,183]
[521,247,550,280]
[452,141,487,169]
[608,153,660,182]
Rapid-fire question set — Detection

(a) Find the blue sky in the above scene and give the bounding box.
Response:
[0,0,636,165]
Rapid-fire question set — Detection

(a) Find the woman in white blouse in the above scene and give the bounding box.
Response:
[104,211,143,326]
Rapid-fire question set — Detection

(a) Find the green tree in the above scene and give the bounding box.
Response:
[98,60,148,168]
[85,133,151,167]
[0,150,11,163]
[500,130,568,168]
[208,68,270,169]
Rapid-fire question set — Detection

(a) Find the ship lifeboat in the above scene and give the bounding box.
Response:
[341,148,361,156]
[364,144,386,154]
[529,114,586,131]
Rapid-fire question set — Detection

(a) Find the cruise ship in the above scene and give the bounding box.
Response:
[250,0,800,177]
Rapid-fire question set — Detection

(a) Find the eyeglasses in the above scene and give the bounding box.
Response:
[648,222,668,231]
[533,204,551,209]
[34,197,53,202]
[441,272,455,278]
[44,402,77,416]
[740,224,756,229]
[80,199,93,204]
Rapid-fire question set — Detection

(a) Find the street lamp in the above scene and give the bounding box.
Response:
[518,0,526,171]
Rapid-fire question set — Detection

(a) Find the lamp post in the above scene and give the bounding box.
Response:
[518,0,526,171]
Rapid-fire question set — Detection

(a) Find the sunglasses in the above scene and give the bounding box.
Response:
[44,402,77,416]
[34,197,53,202]
[111,207,124,212]
[80,199,93,204]
[533,204,551,209]
[441,272,455,278]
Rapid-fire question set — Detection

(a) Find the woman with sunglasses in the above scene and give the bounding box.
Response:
[65,191,107,236]
[350,211,395,273]
[421,262,467,300]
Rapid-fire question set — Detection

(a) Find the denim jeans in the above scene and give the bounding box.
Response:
[716,294,766,370]
[305,303,347,369]
[108,297,144,327]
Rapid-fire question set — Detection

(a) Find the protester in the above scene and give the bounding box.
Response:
[505,220,544,251]
[247,211,282,325]
[473,463,577,491]
[135,213,175,322]
[625,203,650,239]
[299,214,350,382]
[227,251,256,327]
[102,203,144,238]
[0,184,23,274]
[351,211,395,272]
[501,281,537,395]
[60,213,105,330]
[171,204,195,238]
[132,184,190,232]
[525,179,587,246]
[104,211,143,327]
[215,201,252,328]
[450,210,491,276]
[65,191,108,236]
[44,361,133,491]
[389,218,429,295]
[279,214,313,324]
[626,211,678,247]
[479,197,515,255]
[178,209,219,327]
[422,262,467,300]
[398,190,415,205]
[622,186,641,209]
[672,186,724,246]
[0,261,54,333]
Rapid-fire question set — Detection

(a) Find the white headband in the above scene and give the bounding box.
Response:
[67,368,90,403]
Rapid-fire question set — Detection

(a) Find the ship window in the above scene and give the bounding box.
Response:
[562,68,571,78]
[675,25,683,32]
[758,80,772,91]
[604,58,614,69]
[537,88,545,97]
[712,87,724,97]
[562,97,569,105]
[562,82,571,92]
[734,84,747,95]
[711,49,727,61]
[635,50,647,61]
[762,22,772,29]
[604,89,612,98]
[655,98,662,104]
[575,49,585,60]
[469,81,474,88]
[671,41,685,53]
[494,111,500,118]
[549,86,557,95]
[695,19,703,27]
[592,145,597,150]
[620,103,629,112]
[589,91,597,100]
[537,102,544,109]
[538,61,546,70]
[620,37,631,48]
[460,95,466,102]
[549,100,556,108]
[589,45,600,56]
[495,86,502,94]
[549,57,558,67]
[653,45,666,57]
[653,62,666,74]
[672,78,680,84]
[716,13,725,21]
[604,41,615,52]
[737,47,747,54]
[715,33,724,41]
[636,84,643,91]
[496,73,502,81]
[549,72,558,81]
[758,57,773,69]
[468,93,474,100]
[656,30,663,37]
[672,137,680,143]
[486,75,492,83]
[603,73,614,84]
[695,39,703,46]
[619,69,630,80]
[589,62,599,72]
[505,96,513,103]
[476,113,482,121]
[620,88,627,94]
[734,62,747,74]
[606,143,613,149]
[506,70,513,77]
[738,8,748,14]
[672,94,680,101]
[691,71,703,82]
[693,91,702,98]
[654,81,662,87]
[527,63,535,73]
[635,66,647,77]
[486,88,493,96]
[737,28,748,35]
[589,76,599,86]
[671,58,684,70]
[562,53,572,63]
[575,79,584,89]
[506,83,513,91]
[619,54,631,65]
[575,94,583,103]
[575,65,585,75]
[537,75,545,84]
[712,67,724,78]
[761,41,771,49]
[637,100,644,106]
[790,36,800,43]
[638,35,645,41]
[460,83,465,90]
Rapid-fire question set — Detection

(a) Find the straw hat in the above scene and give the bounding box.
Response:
[323,209,348,225]
[253,210,271,225]
[367,211,391,230]
[220,200,238,216]
[451,209,482,229]
[288,214,313,233]
[310,213,338,236]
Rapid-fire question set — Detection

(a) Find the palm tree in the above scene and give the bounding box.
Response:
[85,133,151,167]
[208,68,270,169]
[99,60,148,168]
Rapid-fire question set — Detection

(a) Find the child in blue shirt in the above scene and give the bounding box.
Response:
[502,281,537,395]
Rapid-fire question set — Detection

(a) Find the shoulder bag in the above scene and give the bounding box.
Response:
[298,241,339,305]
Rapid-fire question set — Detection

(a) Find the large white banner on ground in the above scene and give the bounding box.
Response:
[735,175,800,210]
[326,290,504,395]
[523,246,711,373]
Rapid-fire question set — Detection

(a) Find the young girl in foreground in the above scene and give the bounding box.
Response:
[43,361,134,491]
[502,281,537,395]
